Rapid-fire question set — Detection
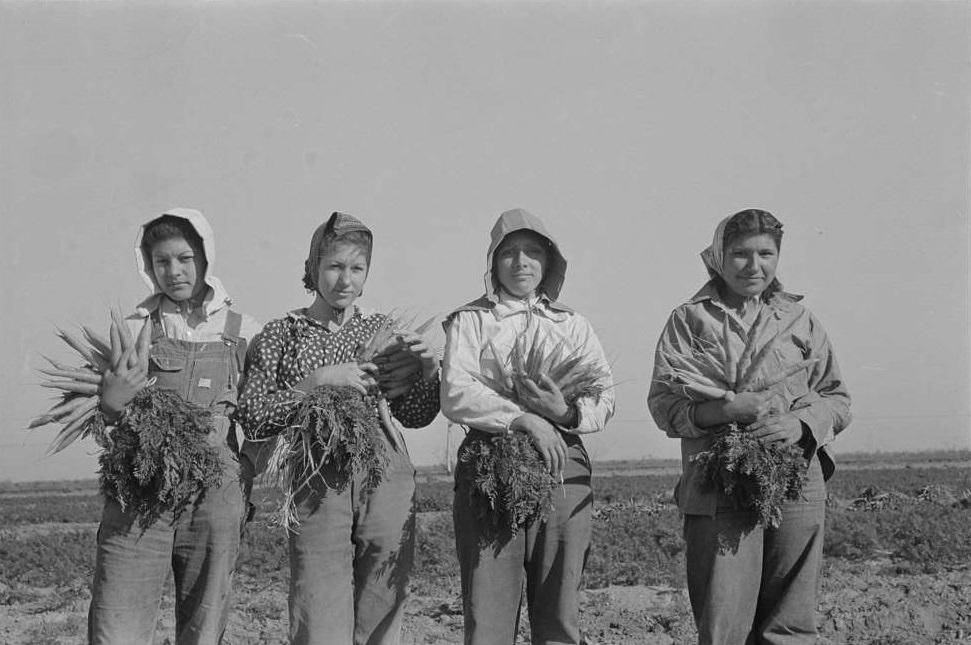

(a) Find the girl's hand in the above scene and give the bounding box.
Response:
[746,413,805,446]
[511,413,568,478]
[296,362,377,396]
[723,391,775,425]
[100,318,152,421]
[518,374,574,426]
[373,331,440,398]
[100,345,150,420]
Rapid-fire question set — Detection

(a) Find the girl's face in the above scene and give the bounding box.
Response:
[721,233,780,299]
[494,230,548,298]
[151,237,207,302]
[316,241,369,309]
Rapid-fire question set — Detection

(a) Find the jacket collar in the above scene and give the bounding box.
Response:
[689,280,803,313]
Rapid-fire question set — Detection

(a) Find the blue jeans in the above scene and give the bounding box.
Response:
[288,447,417,645]
[87,438,249,645]
[453,432,594,645]
[683,457,827,645]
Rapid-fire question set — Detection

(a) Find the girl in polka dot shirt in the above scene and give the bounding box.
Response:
[236,212,440,645]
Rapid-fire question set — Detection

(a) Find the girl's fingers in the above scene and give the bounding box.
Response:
[554,444,567,477]
[539,374,559,392]
[520,378,542,397]
[378,366,419,383]
[376,356,418,373]
[382,383,412,399]
[540,447,553,473]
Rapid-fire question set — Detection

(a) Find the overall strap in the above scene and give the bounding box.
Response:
[149,308,166,342]
[222,310,243,344]
[221,310,249,370]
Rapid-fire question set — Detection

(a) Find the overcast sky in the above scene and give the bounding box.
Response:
[1,0,968,482]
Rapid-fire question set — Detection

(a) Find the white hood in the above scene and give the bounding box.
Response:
[132,207,232,317]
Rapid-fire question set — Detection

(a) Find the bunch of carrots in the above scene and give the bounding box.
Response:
[31,310,223,526]
[264,313,437,529]
[658,310,817,528]
[463,326,610,542]
[30,309,151,453]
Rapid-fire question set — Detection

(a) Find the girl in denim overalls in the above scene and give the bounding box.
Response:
[89,208,261,645]
[237,212,441,645]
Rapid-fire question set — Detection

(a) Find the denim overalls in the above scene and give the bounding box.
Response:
[88,310,251,645]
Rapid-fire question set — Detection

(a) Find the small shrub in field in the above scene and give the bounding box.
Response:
[414,479,453,513]
[0,493,103,525]
[0,531,95,587]
[411,512,460,597]
[885,504,971,572]
[237,520,289,585]
[595,474,680,504]
[824,508,878,559]
[827,467,970,500]
[586,503,684,589]
[823,471,971,571]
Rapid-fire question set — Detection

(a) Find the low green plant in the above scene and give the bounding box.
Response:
[99,387,223,529]
[457,431,559,548]
[692,426,808,528]
[265,386,387,528]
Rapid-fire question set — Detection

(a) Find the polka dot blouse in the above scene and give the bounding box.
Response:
[236,308,441,440]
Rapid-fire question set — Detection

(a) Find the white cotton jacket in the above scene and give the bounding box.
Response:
[440,208,614,435]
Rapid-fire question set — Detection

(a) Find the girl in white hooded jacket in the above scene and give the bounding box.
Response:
[441,208,614,645]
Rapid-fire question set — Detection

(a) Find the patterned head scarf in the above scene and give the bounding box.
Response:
[700,214,733,278]
[700,209,783,279]
[302,211,373,292]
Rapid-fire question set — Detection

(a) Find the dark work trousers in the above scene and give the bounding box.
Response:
[453,431,594,645]
[287,439,417,645]
[683,456,827,645]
